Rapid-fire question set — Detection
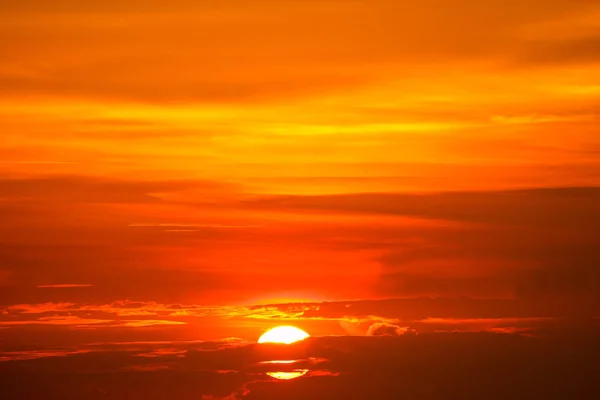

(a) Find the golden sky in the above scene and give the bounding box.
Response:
[1,0,599,344]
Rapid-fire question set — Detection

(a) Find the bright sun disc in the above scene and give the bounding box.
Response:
[258,326,310,344]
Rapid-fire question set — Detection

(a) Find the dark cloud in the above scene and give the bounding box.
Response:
[0,266,226,305]
[245,186,600,306]
[378,272,515,299]
[377,222,600,309]
[518,35,600,66]
[1,333,598,399]
[0,176,223,203]
[36,284,93,288]
[0,175,251,304]
[246,186,600,225]
[2,179,598,307]
[515,260,600,309]
[296,297,569,321]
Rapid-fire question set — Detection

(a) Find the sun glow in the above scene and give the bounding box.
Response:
[258,326,310,344]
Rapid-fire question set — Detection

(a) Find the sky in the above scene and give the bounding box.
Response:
[1,1,599,398]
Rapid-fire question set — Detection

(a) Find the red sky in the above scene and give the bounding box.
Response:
[1,0,600,347]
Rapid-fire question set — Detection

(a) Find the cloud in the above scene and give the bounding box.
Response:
[0,314,187,328]
[1,0,597,103]
[129,223,263,230]
[2,297,580,348]
[243,186,600,304]
[366,322,408,336]
[135,348,187,358]
[121,363,173,371]
[0,350,91,362]
[1,332,598,398]
[36,284,93,288]
[202,389,249,400]
[4,300,218,317]
[517,34,600,66]
[0,176,222,204]
[5,302,77,313]
[0,262,227,305]
[0,315,112,326]
[117,320,187,328]
[245,186,600,225]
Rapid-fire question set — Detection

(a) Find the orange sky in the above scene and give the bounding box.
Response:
[1,0,600,342]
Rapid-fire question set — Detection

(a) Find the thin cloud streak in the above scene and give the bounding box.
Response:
[36,284,94,288]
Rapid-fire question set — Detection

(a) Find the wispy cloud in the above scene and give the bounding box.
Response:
[121,364,174,371]
[0,350,92,362]
[0,315,112,326]
[117,320,188,328]
[36,284,94,288]
[0,315,187,328]
[135,348,187,357]
[129,223,263,229]
[0,161,79,164]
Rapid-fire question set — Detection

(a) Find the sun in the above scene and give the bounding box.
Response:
[258,326,310,344]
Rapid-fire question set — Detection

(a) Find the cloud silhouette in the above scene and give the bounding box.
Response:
[246,186,600,225]
[1,333,598,399]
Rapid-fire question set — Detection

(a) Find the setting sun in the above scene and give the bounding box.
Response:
[258,326,310,344]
